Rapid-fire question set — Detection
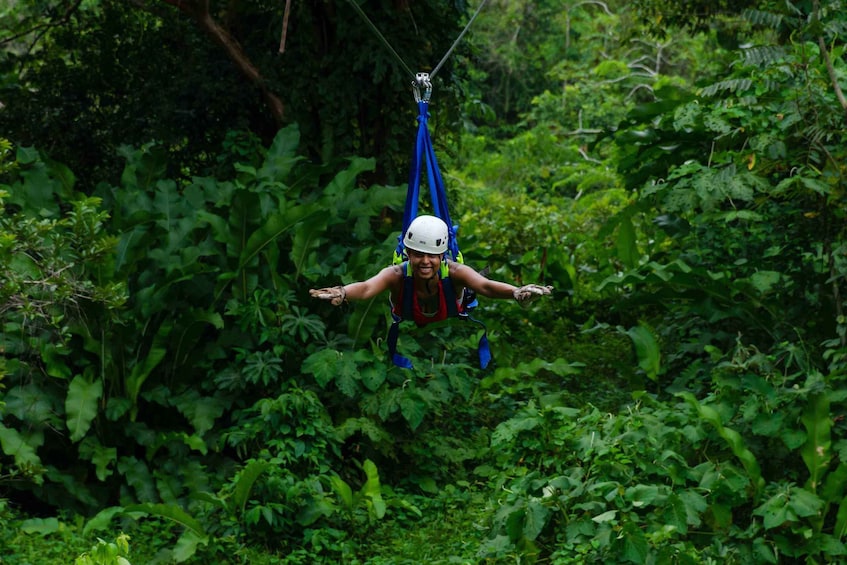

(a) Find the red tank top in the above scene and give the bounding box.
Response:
[393,278,449,326]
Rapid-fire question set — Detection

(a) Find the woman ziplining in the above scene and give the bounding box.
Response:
[310,215,553,368]
[310,1,552,368]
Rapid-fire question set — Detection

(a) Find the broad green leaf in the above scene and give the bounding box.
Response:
[787,487,824,518]
[835,494,847,539]
[663,493,689,534]
[360,366,386,392]
[170,390,226,436]
[238,203,320,270]
[678,392,763,493]
[117,456,158,501]
[801,392,832,491]
[125,346,167,421]
[749,270,780,294]
[172,530,208,564]
[65,375,103,442]
[399,392,427,431]
[625,484,660,507]
[83,507,124,535]
[592,510,617,523]
[291,219,329,279]
[822,463,847,504]
[302,349,342,388]
[124,503,206,536]
[523,498,551,540]
[616,215,639,268]
[20,517,60,534]
[78,437,117,481]
[362,459,386,519]
[258,124,302,182]
[755,493,794,529]
[621,521,649,564]
[678,490,707,527]
[330,475,354,510]
[322,156,376,200]
[297,497,335,526]
[625,323,661,381]
[335,355,361,398]
[231,460,270,515]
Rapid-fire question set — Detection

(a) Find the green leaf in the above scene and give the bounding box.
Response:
[125,346,167,421]
[663,493,689,534]
[258,124,302,182]
[362,459,386,520]
[78,437,117,481]
[749,270,780,294]
[621,521,649,564]
[360,366,386,392]
[118,456,157,501]
[523,498,551,540]
[755,492,795,529]
[330,475,354,510]
[678,392,763,494]
[625,323,661,381]
[834,494,847,539]
[172,530,208,564]
[0,422,42,470]
[83,507,124,536]
[625,484,660,508]
[399,391,427,431]
[302,349,343,388]
[20,517,60,535]
[65,375,103,442]
[238,203,320,270]
[616,215,639,268]
[801,392,832,492]
[787,487,824,518]
[124,503,206,537]
[592,509,617,523]
[678,490,707,527]
[230,460,270,516]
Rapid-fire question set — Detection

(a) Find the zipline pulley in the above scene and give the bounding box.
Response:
[413,72,432,104]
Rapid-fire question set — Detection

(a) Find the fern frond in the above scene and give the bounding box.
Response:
[742,9,784,30]
[742,46,788,67]
[699,79,753,98]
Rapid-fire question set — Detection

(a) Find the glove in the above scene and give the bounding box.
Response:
[513,284,553,307]
[309,286,346,306]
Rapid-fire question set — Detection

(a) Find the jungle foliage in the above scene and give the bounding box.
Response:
[2,0,847,563]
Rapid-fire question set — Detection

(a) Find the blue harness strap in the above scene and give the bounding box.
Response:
[396,100,460,263]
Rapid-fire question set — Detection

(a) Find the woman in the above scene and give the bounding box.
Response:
[309,215,552,319]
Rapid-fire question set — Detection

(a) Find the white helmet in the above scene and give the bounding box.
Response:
[403,215,449,255]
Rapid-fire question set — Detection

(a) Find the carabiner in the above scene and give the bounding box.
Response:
[412,72,432,103]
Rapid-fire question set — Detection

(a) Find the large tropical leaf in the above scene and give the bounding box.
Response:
[65,375,103,442]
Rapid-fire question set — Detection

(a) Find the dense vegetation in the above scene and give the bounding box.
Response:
[2,0,847,563]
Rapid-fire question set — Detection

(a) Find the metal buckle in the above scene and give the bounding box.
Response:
[412,72,432,103]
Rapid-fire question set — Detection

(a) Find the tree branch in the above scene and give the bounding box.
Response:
[158,0,285,125]
[0,0,83,47]
[817,36,847,124]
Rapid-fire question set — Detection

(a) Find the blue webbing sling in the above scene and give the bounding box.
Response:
[387,74,491,370]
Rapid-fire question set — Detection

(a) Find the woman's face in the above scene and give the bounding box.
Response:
[407,249,442,280]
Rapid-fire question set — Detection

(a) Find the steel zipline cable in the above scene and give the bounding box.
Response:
[344,0,489,81]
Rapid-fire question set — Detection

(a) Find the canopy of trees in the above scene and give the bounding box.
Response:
[2,0,847,563]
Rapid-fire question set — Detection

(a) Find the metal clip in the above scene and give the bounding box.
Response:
[412,72,432,103]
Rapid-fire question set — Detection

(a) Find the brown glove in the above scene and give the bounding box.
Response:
[309,286,346,306]
[513,284,553,307]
